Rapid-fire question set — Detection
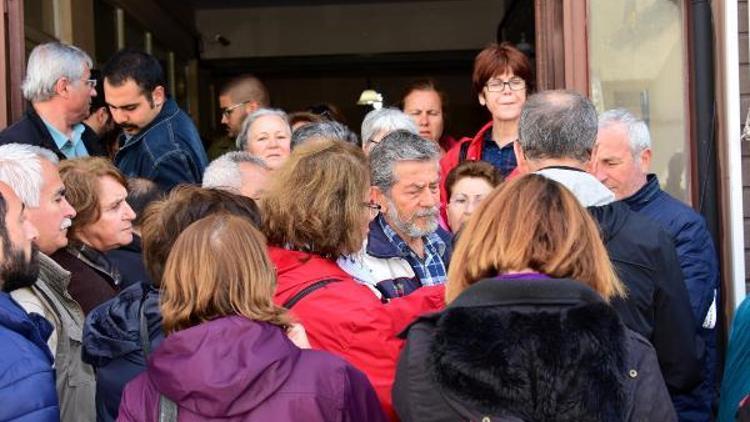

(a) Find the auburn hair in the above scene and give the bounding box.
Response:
[160,214,291,334]
[445,174,625,303]
[472,42,533,95]
[444,160,504,201]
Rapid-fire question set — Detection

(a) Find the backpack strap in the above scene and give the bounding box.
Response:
[283,278,338,309]
[158,394,178,422]
[458,140,471,163]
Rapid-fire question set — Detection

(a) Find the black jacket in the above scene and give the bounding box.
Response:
[0,105,106,159]
[105,235,151,290]
[588,202,703,395]
[393,278,676,422]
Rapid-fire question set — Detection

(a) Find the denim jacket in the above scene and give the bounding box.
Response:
[114,98,208,191]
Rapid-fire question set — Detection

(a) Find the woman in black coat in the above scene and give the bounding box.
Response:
[393,174,676,422]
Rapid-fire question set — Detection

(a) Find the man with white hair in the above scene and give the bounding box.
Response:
[202,151,270,200]
[0,42,105,159]
[593,108,719,421]
[0,143,95,421]
[360,107,418,155]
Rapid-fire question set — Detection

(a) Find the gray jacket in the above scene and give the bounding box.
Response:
[34,253,96,422]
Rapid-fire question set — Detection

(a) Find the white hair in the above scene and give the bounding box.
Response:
[0,144,59,207]
[202,151,268,193]
[22,42,93,103]
[598,108,652,154]
[235,108,290,151]
[361,107,418,144]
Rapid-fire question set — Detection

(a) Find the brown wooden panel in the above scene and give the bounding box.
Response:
[741,1,748,34]
[745,251,750,278]
[742,64,750,95]
[535,0,565,90]
[744,187,750,215]
[741,34,749,65]
[741,95,750,125]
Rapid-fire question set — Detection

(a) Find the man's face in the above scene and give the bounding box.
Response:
[375,160,440,240]
[593,124,651,200]
[238,163,270,200]
[26,160,76,255]
[219,94,254,138]
[105,78,164,136]
[403,89,445,143]
[0,183,40,292]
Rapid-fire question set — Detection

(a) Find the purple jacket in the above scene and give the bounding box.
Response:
[117,316,386,421]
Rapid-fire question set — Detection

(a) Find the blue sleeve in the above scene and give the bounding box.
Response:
[0,366,59,421]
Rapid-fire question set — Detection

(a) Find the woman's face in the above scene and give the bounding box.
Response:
[403,89,444,142]
[479,70,527,123]
[447,177,494,231]
[77,175,136,252]
[246,115,292,170]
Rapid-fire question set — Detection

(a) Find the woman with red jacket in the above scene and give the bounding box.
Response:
[261,139,445,420]
[439,43,532,220]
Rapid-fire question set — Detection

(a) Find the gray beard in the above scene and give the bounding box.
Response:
[385,200,438,239]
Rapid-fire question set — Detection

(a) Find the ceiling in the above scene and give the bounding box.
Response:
[187,0,462,9]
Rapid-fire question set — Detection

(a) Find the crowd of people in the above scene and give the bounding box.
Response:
[0,38,744,422]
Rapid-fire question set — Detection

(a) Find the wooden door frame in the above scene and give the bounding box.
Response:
[534,0,588,93]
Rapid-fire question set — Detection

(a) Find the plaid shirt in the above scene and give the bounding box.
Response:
[481,130,517,177]
[379,217,448,287]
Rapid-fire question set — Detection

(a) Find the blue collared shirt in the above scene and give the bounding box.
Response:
[481,129,517,176]
[42,119,88,158]
[378,216,447,287]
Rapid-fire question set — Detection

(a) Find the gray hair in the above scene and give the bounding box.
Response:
[236,108,290,151]
[22,42,93,103]
[518,90,598,163]
[291,121,359,149]
[0,144,59,207]
[369,130,440,192]
[203,151,269,193]
[598,108,652,154]
[361,107,418,144]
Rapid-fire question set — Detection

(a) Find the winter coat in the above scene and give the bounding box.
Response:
[0,105,106,160]
[114,98,208,192]
[625,174,720,421]
[52,245,120,315]
[106,235,151,289]
[268,246,446,420]
[117,316,387,422]
[0,292,59,421]
[82,281,163,422]
[393,277,677,422]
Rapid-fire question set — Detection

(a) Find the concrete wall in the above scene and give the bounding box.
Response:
[196,0,504,59]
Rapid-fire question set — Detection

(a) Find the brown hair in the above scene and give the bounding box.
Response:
[262,139,369,258]
[160,214,291,334]
[220,74,269,107]
[445,174,625,303]
[140,185,261,286]
[288,111,325,128]
[445,160,504,201]
[58,157,127,242]
[472,42,533,95]
[399,78,448,111]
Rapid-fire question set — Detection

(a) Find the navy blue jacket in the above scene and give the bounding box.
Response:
[624,174,720,421]
[106,235,151,290]
[114,98,208,192]
[0,105,106,159]
[81,282,163,422]
[0,292,59,421]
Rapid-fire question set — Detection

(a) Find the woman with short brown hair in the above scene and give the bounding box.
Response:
[261,138,445,419]
[118,215,385,421]
[394,175,675,421]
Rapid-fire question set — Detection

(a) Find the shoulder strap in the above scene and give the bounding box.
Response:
[283,278,338,309]
[458,140,471,163]
[139,292,151,358]
[158,394,178,422]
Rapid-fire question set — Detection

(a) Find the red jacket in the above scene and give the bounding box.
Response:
[268,247,445,420]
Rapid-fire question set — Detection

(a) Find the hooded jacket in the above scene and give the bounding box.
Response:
[268,246,445,420]
[0,292,59,421]
[82,282,163,422]
[117,316,387,422]
[393,277,677,422]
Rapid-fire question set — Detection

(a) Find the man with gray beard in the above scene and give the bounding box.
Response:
[0,143,95,422]
[339,130,452,299]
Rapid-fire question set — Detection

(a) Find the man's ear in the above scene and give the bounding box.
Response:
[639,148,652,173]
[513,140,529,174]
[55,77,70,98]
[584,144,600,173]
[151,86,166,106]
[245,101,260,114]
[371,186,387,209]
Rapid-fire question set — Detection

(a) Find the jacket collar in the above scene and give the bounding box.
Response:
[366,213,451,259]
[622,174,660,212]
[119,98,179,149]
[38,252,72,292]
[67,242,122,286]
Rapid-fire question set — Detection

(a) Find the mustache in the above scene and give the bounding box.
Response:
[118,123,139,131]
[414,207,439,218]
[60,218,72,230]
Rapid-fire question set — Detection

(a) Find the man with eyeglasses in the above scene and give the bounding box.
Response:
[0,42,106,159]
[218,74,269,138]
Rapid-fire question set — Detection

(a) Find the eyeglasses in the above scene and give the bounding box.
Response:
[84,79,97,88]
[485,78,526,92]
[221,100,250,118]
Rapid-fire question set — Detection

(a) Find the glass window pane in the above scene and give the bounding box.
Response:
[94,0,117,65]
[24,0,56,37]
[589,0,690,202]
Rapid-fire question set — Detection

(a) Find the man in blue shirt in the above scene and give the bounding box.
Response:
[593,108,719,422]
[0,42,105,159]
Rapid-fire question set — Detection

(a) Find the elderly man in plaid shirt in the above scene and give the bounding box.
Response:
[338,130,452,300]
